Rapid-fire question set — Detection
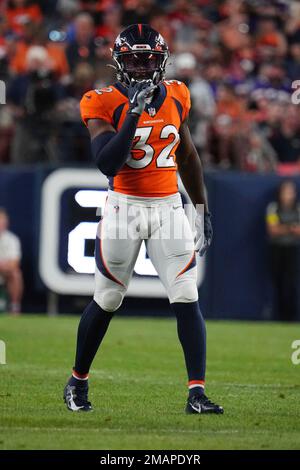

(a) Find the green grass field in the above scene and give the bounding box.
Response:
[0,314,299,450]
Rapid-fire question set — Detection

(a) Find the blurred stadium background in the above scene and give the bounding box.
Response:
[0,0,300,321]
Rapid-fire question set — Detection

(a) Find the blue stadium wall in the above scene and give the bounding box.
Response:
[0,166,299,320]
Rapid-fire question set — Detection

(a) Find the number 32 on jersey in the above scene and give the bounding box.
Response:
[127,125,180,169]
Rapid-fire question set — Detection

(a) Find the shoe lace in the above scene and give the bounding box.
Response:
[192,394,215,407]
[74,386,91,406]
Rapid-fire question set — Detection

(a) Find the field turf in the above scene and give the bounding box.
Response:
[0,314,299,450]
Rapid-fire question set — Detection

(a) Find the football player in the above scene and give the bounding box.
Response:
[64,24,223,415]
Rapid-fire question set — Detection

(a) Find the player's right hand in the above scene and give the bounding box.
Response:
[127,80,156,116]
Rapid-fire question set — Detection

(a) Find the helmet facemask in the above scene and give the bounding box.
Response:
[113,50,169,87]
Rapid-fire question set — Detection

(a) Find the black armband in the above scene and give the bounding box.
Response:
[91,113,139,176]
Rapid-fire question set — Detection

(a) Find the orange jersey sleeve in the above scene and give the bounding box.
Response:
[80,87,126,127]
[165,79,191,121]
[182,81,191,121]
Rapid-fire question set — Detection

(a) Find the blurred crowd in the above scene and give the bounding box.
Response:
[1,0,300,172]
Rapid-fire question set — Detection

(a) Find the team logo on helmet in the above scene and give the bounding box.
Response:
[112,24,169,87]
[156,34,165,45]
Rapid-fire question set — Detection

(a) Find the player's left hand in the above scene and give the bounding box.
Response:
[195,211,213,257]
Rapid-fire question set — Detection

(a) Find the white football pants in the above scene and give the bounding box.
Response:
[94,190,198,312]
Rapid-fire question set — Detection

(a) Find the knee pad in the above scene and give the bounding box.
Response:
[168,279,199,304]
[94,288,124,312]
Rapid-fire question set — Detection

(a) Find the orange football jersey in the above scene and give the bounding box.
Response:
[80,80,191,197]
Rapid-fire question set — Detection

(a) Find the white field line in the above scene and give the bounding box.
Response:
[0,426,243,435]
[2,366,298,389]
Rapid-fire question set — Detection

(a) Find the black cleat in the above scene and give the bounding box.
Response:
[63,379,92,412]
[186,393,224,415]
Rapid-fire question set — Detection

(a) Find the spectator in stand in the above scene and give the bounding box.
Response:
[6,0,42,37]
[208,118,241,170]
[56,0,81,21]
[286,40,300,82]
[207,82,244,169]
[0,13,10,79]
[0,97,14,163]
[96,5,121,46]
[8,45,64,163]
[285,0,300,42]
[242,124,277,173]
[202,60,225,96]
[9,21,69,78]
[255,15,287,61]
[56,61,95,162]
[66,12,96,71]
[150,9,174,50]
[169,0,212,52]
[0,207,23,315]
[257,97,286,136]
[80,0,115,16]
[253,62,290,93]
[266,180,300,321]
[217,0,251,53]
[216,82,244,120]
[268,104,300,165]
[0,10,13,163]
[122,0,155,26]
[173,52,215,158]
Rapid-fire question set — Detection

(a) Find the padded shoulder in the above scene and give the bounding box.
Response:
[80,86,125,126]
[163,79,191,121]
